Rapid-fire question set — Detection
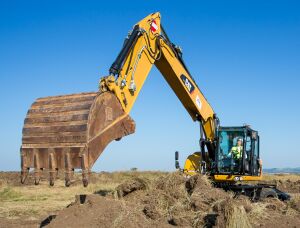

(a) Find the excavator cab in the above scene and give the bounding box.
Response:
[214,126,262,181]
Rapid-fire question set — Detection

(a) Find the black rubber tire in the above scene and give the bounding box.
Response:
[259,188,277,199]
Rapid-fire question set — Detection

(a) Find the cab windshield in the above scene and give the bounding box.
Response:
[218,130,244,173]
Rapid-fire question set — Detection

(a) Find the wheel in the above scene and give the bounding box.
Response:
[49,179,54,186]
[259,188,277,199]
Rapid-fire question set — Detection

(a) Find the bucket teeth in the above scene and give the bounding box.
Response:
[33,151,41,185]
[48,150,56,186]
[81,154,89,187]
[20,92,136,187]
[64,149,71,187]
[20,148,29,184]
[20,169,29,184]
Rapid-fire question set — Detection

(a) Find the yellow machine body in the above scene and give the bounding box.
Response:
[183,152,202,175]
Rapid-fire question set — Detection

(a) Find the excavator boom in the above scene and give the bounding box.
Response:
[100,12,217,141]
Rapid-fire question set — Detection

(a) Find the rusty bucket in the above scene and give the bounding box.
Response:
[20,92,135,186]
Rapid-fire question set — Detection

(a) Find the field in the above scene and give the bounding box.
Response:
[0,171,299,228]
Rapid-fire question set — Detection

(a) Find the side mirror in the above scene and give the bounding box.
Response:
[175,151,179,161]
[175,151,180,169]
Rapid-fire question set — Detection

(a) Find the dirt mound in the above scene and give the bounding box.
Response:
[248,197,300,228]
[42,172,300,228]
[263,197,286,211]
[212,198,252,228]
[115,177,148,197]
[44,172,198,227]
[46,194,168,228]
[186,175,230,212]
[122,172,193,226]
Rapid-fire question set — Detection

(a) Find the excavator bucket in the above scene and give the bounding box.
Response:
[20,92,135,187]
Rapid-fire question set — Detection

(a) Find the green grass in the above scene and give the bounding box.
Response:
[0,187,22,202]
[0,187,49,202]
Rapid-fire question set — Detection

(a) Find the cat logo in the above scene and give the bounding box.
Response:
[180,74,195,94]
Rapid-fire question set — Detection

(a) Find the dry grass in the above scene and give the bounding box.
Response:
[0,181,83,219]
[224,202,251,228]
[262,173,300,182]
[247,202,269,225]
[287,193,300,212]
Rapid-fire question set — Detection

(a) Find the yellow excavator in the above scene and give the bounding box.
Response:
[20,12,289,200]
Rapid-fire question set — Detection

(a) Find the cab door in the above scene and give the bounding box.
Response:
[251,132,260,176]
[243,130,260,176]
[244,131,252,174]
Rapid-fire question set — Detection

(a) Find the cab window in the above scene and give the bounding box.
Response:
[218,130,244,173]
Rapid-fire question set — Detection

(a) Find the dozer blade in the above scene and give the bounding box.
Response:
[20,92,135,187]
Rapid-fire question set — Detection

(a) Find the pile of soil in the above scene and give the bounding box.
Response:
[1,172,299,227]
[115,177,148,197]
[43,172,300,227]
[46,194,166,228]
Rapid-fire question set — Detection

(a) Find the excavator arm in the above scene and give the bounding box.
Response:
[100,12,217,144]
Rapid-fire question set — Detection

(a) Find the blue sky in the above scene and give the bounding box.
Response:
[0,1,299,171]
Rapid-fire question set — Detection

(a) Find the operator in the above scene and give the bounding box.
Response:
[228,138,243,160]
